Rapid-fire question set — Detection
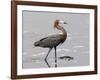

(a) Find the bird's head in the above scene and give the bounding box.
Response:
[54,20,67,28]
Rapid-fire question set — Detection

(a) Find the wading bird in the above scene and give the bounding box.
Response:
[34,20,67,67]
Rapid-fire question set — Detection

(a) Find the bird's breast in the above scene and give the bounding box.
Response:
[60,34,67,43]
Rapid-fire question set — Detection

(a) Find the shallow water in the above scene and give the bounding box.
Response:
[22,32,89,68]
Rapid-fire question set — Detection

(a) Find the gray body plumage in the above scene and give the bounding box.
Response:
[34,34,63,48]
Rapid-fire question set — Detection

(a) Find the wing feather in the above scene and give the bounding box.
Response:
[38,35,62,47]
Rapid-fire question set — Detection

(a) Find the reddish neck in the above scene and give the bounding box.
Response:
[55,24,67,43]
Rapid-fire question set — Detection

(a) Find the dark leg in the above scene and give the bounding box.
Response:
[54,47,57,67]
[45,48,52,68]
[45,59,50,68]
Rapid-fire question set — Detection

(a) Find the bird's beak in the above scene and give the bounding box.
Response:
[64,22,67,24]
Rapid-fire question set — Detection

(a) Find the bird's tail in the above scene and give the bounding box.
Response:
[33,41,39,48]
[34,41,40,47]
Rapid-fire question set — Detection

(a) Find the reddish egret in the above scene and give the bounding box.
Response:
[34,20,67,67]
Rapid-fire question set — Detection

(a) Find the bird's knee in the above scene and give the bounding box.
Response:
[45,57,47,61]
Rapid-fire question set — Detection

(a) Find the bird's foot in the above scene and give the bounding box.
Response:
[44,58,51,68]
